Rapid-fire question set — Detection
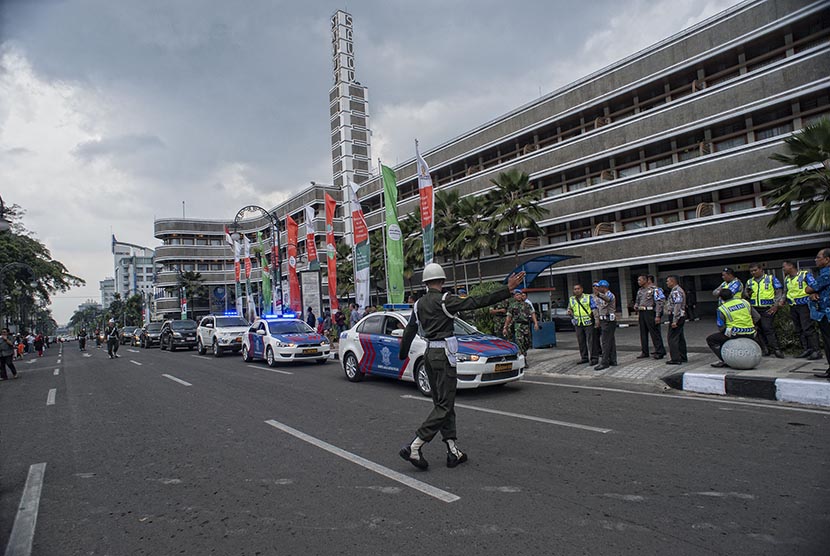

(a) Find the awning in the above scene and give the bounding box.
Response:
[502,254,578,288]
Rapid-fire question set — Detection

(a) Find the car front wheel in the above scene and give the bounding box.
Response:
[266,347,277,367]
[415,360,431,397]
[242,344,253,362]
[197,338,206,355]
[160,336,167,350]
[343,352,363,382]
[213,339,223,358]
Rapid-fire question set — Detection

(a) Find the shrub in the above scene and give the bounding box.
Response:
[467,281,507,334]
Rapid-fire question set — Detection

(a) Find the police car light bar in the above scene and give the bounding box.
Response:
[263,312,297,320]
[222,311,239,316]
[383,304,412,311]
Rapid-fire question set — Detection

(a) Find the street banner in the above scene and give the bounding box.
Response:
[381,164,405,304]
[286,216,302,313]
[349,180,370,311]
[257,231,272,314]
[271,222,282,314]
[415,140,435,266]
[243,234,252,279]
[225,225,243,316]
[305,205,320,271]
[301,271,321,318]
[325,193,339,311]
[181,286,187,320]
[242,234,256,321]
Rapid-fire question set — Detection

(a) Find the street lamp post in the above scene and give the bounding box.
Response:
[230,205,283,316]
[0,262,37,331]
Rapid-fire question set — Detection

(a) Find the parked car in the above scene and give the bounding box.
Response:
[197,314,249,357]
[242,316,330,366]
[550,307,576,332]
[140,322,163,348]
[338,307,525,396]
[159,319,199,351]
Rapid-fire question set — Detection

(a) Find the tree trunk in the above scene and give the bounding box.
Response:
[477,254,482,283]
[513,227,519,267]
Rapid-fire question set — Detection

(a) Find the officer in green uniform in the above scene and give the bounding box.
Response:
[707,289,760,368]
[490,299,510,339]
[503,290,538,362]
[398,263,526,470]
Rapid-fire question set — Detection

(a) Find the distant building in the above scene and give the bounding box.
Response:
[99,277,115,308]
[111,236,157,299]
[78,299,102,312]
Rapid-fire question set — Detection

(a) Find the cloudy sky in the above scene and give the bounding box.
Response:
[0,0,741,323]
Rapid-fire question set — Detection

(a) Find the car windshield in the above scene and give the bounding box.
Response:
[453,318,479,335]
[266,320,314,335]
[215,316,249,327]
[171,320,197,330]
[146,323,162,332]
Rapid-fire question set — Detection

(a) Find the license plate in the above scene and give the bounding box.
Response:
[187,336,195,340]
[303,348,318,354]
[495,362,512,372]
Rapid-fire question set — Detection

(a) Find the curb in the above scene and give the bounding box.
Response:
[662,372,830,408]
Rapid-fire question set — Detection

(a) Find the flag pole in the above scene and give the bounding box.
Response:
[379,159,390,304]
[348,174,358,309]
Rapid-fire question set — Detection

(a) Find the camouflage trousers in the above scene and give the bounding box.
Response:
[510,323,532,355]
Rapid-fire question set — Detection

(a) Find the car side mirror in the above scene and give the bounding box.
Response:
[256,329,266,336]
[390,329,404,338]
[205,323,213,328]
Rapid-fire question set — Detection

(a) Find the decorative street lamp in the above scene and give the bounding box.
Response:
[230,205,283,316]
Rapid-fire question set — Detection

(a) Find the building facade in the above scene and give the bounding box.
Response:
[99,277,115,308]
[112,239,156,300]
[352,0,829,318]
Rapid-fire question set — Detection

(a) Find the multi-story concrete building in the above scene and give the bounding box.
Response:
[153,184,345,319]
[112,238,156,300]
[99,277,115,308]
[353,0,829,317]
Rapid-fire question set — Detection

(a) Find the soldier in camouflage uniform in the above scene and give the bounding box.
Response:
[490,299,510,339]
[503,290,539,362]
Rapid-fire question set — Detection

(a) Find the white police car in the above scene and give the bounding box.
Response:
[242,315,330,366]
[338,305,524,396]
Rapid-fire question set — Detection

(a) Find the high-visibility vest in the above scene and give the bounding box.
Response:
[718,299,755,335]
[785,271,810,305]
[746,274,776,306]
[569,295,593,326]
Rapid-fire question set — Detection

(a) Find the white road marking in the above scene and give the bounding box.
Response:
[522,380,830,415]
[246,364,293,375]
[53,369,59,376]
[26,360,36,365]
[4,462,47,556]
[265,419,459,503]
[130,360,142,366]
[46,389,56,406]
[190,354,202,358]
[127,349,139,353]
[162,374,192,386]
[56,359,61,364]
[82,353,91,358]
[402,395,612,433]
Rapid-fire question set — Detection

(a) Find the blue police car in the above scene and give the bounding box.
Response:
[242,315,330,366]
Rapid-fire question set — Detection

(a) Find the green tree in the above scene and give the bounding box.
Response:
[68,303,106,333]
[107,293,126,325]
[765,117,830,232]
[334,242,354,298]
[124,294,144,326]
[452,195,500,283]
[178,270,207,319]
[485,169,548,266]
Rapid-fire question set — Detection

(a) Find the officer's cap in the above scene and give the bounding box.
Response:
[597,280,610,287]
[722,267,735,274]
[513,289,523,294]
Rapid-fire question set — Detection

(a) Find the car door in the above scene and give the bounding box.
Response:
[355,314,385,375]
[376,315,408,378]
[198,317,210,344]
[252,321,267,358]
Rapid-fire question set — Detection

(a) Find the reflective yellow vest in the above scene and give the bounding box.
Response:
[569,295,593,326]
[785,271,810,305]
[718,298,755,336]
[746,275,775,306]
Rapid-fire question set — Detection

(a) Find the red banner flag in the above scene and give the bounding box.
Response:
[325,193,338,311]
[286,215,301,313]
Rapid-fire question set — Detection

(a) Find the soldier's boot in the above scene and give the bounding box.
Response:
[445,439,468,468]
[399,436,428,469]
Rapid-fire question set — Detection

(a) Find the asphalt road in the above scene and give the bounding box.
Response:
[1,342,828,555]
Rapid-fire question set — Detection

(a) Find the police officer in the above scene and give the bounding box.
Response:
[744,263,784,358]
[592,280,617,371]
[104,319,120,359]
[806,248,830,378]
[713,267,743,304]
[567,284,597,365]
[782,260,821,360]
[634,274,666,360]
[398,264,526,469]
[503,290,539,364]
[707,289,760,368]
[664,275,688,365]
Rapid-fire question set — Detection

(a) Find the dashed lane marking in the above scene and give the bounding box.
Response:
[401,395,612,434]
[46,389,56,406]
[246,364,293,375]
[162,374,192,386]
[53,369,59,376]
[265,419,460,503]
[3,462,47,556]
[127,349,139,353]
[130,360,142,366]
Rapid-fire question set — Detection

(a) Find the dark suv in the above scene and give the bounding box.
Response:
[140,322,164,348]
[159,319,199,351]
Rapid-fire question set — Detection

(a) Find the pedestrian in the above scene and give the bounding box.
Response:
[78,328,87,351]
[664,275,688,365]
[744,263,785,358]
[567,284,597,365]
[15,334,24,359]
[712,267,743,304]
[590,283,603,361]
[707,289,760,368]
[806,248,830,379]
[316,317,324,335]
[306,306,316,328]
[349,303,362,328]
[322,310,332,334]
[782,260,822,360]
[34,333,44,357]
[26,332,34,353]
[398,263,526,470]
[0,328,19,380]
[334,309,346,333]
[634,274,666,360]
[105,319,120,359]
[503,290,539,365]
[489,299,509,339]
[592,280,617,371]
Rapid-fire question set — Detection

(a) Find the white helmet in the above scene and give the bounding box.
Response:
[422,263,446,283]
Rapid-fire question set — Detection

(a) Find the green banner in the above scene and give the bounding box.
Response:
[257,231,272,313]
[381,165,405,304]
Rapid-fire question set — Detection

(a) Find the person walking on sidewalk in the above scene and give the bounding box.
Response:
[503,290,539,364]
[0,328,19,380]
[634,274,666,360]
[713,267,743,305]
[105,319,120,359]
[398,263,526,470]
[707,289,760,368]
[567,284,597,365]
[782,260,822,360]
[665,275,688,365]
[592,280,617,371]
[34,333,44,357]
[744,263,785,358]
[806,248,830,379]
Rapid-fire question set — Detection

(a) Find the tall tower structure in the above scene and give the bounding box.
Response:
[329,10,372,188]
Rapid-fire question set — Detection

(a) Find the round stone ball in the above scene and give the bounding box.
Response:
[721,337,762,370]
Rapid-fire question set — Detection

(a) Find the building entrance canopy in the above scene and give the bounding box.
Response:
[502,254,578,288]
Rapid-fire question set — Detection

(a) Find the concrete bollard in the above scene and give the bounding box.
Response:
[722,337,762,370]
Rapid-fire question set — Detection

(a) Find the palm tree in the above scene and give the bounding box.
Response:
[177,270,206,319]
[434,189,464,285]
[334,242,354,299]
[485,168,548,266]
[452,195,500,283]
[765,117,830,232]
